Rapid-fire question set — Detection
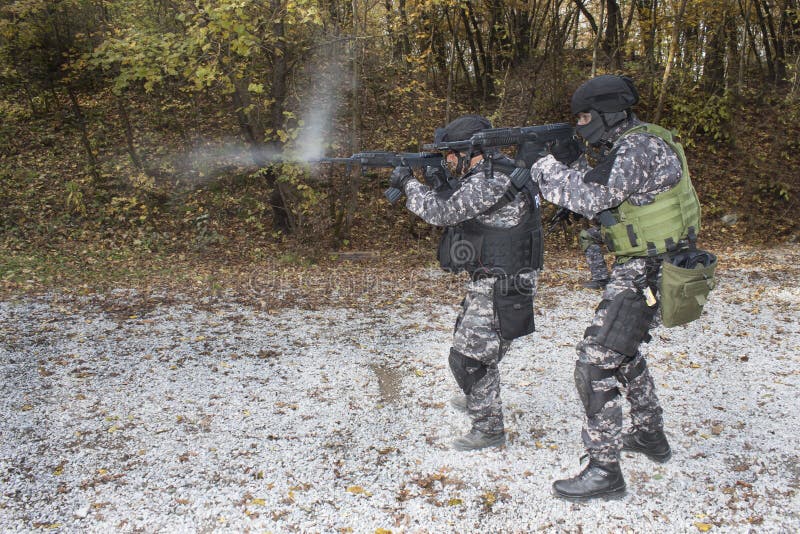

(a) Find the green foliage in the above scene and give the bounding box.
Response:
[64,180,86,216]
[667,88,734,149]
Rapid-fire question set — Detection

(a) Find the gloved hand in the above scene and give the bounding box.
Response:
[384,166,414,204]
[549,137,584,165]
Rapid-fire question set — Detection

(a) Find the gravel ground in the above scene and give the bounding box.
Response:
[1,246,799,533]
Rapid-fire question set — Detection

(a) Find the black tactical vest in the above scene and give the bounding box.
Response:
[437,161,543,278]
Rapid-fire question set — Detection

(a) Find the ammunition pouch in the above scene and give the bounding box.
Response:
[493,277,535,340]
[584,289,655,357]
[659,249,717,327]
[449,348,487,395]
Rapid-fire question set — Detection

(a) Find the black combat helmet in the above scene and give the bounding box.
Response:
[439,114,491,143]
[434,115,492,175]
[571,75,639,115]
[571,75,639,146]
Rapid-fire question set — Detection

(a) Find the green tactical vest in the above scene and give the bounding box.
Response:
[600,123,701,257]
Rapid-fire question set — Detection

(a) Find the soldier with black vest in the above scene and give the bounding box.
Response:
[388,114,543,451]
[531,75,702,499]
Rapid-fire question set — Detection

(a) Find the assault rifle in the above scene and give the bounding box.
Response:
[308,151,446,203]
[423,122,576,168]
[422,122,577,205]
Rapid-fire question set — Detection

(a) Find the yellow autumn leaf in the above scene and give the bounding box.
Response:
[250,498,266,506]
[689,363,701,368]
[694,522,713,532]
[534,441,544,449]
[346,485,372,496]
[375,529,392,534]
[448,498,463,506]
[53,465,64,475]
[414,369,424,377]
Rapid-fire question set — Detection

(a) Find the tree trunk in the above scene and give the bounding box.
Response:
[345,0,363,239]
[702,9,728,94]
[459,5,483,97]
[754,0,777,81]
[466,2,494,100]
[761,0,787,82]
[654,0,690,123]
[116,96,143,171]
[592,0,605,76]
[66,86,101,185]
[603,0,624,69]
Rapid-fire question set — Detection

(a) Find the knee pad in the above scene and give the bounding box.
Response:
[449,348,487,395]
[584,289,655,357]
[574,361,619,417]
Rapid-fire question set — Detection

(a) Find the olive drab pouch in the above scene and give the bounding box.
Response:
[493,278,535,340]
[659,250,717,328]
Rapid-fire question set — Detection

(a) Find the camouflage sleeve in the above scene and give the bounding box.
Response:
[404,172,510,227]
[531,135,664,219]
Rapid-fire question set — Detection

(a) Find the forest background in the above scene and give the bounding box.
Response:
[1,0,799,293]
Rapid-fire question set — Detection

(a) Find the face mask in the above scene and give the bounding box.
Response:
[576,110,606,145]
[577,110,630,146]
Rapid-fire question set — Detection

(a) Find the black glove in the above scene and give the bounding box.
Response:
[549,137,584,165]
[384,166,413,204]
[423,165,446,191]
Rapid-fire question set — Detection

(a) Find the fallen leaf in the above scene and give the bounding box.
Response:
[251,498,266,506]
[447,498,463,506]
[346,485,372,496]
[694,522,713,532]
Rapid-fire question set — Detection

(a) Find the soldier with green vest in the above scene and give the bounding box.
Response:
[531,75,702,500]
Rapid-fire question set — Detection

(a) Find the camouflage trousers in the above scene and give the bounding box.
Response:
[576,258,664,465]
[579,227,609,281]
[452,272,539,434]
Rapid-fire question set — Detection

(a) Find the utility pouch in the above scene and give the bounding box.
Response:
[659,249,717,328]
[587,289,654,357]
[437,227,458,272]
[493,278,535,340]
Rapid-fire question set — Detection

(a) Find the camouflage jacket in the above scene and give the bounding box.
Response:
[403,158,531,229]
[530,116,682,220]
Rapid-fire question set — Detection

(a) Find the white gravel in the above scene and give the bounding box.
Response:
[1,247,799,532]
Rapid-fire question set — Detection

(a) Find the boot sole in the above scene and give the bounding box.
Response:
[451,438,505,451]
[552,486,627,502]
[622,444,672,463]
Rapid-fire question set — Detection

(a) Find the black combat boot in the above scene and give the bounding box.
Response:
[622,429,672,462]
[552,460,626,500]
[452,429,505,451]
[449,394,468,414]
[581,278,609,290]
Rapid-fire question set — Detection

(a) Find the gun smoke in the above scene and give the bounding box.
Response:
[167,58,344,186]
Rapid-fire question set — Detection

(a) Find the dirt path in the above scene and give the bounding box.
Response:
[1,246,798,532]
